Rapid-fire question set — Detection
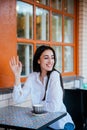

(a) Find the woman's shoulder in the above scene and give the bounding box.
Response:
[27,72,39,79]
[50,70,60,78]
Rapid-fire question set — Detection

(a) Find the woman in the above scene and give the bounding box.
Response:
[9,45,75,130]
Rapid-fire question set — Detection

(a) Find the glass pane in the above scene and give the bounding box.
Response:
[36,44,44,48]
[52,13,62,42]
[36,7,49,40]
[17,1,33,39]
[64,0,74,14]
[64,46,73,72]
[36,0,49,6]
[53,46,62,72]
[17,44,33,76]
[64,17,73,43]
[51,0,62,10]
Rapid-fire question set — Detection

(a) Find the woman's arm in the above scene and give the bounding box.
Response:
[9,56,31,103]
[12,79,31,103]
[9,56,22,86]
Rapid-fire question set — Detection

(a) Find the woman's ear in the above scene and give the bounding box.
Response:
[38,59,40,64]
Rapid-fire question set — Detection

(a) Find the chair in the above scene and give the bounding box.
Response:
[63,89,83,130]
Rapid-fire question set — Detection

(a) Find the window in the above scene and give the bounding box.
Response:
[53,46,62,72]
[64,0,74,14]
[64,46,73,72]
[17,44,33,76]
[17,0,76,77]
[36,7,49,40]
[17,1,33,39]
[64,17,74,43]
[52,13,62,42]
[36,0,49,6]
[51,0,62,10]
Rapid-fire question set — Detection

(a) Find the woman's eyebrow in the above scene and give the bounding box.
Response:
[44,55,54,57]
[44,55,49,57]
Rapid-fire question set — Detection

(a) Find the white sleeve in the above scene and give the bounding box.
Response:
[41,71,64,112]
[12,77,31,103]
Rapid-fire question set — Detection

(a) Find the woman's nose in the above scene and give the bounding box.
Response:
[48,58,52,63]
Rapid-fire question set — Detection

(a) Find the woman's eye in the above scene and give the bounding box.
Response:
[44,57,54,60]
[44,57,48,59]
[51,56,54,59]
[44,55,54,59]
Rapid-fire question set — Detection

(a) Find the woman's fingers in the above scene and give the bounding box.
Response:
[10,56,19,66]
[9,56,22,73]
[13,56,16,65]
[17,56,19,65]
[9,57,14,68]
[19,61,22,68]
[10,56,15,66]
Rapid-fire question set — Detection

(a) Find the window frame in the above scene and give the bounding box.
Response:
[17,0,78,78]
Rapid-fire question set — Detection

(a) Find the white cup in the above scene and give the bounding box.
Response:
[33,104,44,114]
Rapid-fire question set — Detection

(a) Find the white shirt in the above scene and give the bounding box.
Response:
[13,71,75,129]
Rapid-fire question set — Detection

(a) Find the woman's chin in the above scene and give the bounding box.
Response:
[46,68,53,71]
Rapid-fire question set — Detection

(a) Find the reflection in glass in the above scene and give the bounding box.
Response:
[36,0,49,6]
[36,7,49,40]
[17,44,33,76]
[64,0,74,14]
[17,1,33,39]
[52,13,62,42]
[51,0,62,10]
[64,46,73,72]
[64,17,73,43]
[53,46,62,72]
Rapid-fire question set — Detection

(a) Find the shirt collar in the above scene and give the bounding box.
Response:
[36,72,47,86]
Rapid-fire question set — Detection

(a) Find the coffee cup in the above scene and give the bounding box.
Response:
[33,104,44,114]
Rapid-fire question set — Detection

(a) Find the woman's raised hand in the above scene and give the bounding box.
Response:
[9,56,22,77]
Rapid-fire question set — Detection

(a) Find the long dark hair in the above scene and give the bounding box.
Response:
[33,45,56,74]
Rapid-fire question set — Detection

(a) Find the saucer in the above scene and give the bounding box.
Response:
[31,110,47,116]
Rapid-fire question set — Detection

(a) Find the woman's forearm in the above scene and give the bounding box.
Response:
[14,76,21,86]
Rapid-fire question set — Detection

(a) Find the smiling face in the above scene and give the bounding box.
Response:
[38,49,55,75]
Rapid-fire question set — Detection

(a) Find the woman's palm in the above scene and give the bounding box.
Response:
[9,56,22,76]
